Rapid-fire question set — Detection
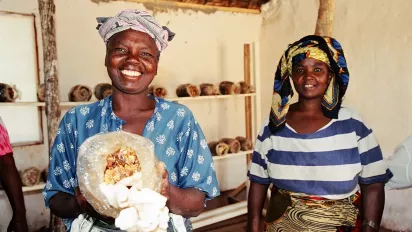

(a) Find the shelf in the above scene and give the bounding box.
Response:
[0,102,45,106]
[191,200,247,229]
[0,93,256,107]
[212,150,253,161]
[0,183,45,196]
[166,93,256,102]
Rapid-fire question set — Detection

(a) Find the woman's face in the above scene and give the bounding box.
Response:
[291,57,332,100]
[105,29,159,95]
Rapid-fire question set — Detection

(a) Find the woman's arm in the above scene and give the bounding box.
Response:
[49,191,83,218]
[0,153,28,231]
[247,182,270,232]
[360,183,385,232]
[49,188,114,224]
[168,186,205,217]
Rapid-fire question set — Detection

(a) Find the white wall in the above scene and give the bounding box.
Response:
[1,0,261,230]
[259,0,412,230]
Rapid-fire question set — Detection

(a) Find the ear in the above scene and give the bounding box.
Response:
[328,73,334,84]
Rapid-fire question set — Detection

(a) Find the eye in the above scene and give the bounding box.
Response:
[295,68,304,73]
[141,51,154,57]
[114,47,127,53]
[314,67,322,72]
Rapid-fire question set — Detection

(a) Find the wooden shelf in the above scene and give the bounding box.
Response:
[0,102,46,106]
[212,150,253,161]
[0,183,45,196]
[0,93,256,107]
[191,200,247,229]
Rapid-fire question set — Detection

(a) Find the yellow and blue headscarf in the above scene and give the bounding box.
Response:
[269,35,349,134]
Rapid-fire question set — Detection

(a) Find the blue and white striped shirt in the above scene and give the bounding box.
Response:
[248,107,392,199]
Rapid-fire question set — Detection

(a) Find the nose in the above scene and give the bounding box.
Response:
[302,72,315,81]
[125,53,139,65]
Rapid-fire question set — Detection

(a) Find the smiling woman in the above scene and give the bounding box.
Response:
[105,30,159,95]
[247,35,393,232]
[43,10,219,232]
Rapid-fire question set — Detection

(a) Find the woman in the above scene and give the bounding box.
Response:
[0,117,29,232]
[247,35,392,232]
[43,10,219,232]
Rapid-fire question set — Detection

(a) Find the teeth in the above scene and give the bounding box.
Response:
[304,84,314,88]
[121,70,141,77]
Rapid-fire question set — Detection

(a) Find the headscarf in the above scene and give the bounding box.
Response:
[96,10,175,52]
[269,35,350,134]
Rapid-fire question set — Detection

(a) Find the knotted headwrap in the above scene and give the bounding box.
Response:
[269,35,350,134]
[96,10,175,52]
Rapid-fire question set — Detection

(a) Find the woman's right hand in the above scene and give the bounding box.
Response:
[74,188,114,224]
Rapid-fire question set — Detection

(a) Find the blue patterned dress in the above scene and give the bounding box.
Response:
[42,95,220,231]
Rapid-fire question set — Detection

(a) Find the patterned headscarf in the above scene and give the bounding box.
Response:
[96,10,175,52]
[269,35,349,134]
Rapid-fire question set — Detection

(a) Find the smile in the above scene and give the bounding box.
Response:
[121,70,142,77]
[304,84,315,88]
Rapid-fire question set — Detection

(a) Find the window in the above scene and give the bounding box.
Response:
[0,11,43,146]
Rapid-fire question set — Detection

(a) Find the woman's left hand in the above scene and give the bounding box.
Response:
[157,162,170,200]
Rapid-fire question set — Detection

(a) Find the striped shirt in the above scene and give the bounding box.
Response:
[248,107,392,199]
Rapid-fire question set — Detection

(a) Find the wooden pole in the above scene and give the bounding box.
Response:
[243,44,252,164]
[315,0,335,36]
[37,0,63,231]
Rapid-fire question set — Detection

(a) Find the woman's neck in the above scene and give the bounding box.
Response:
[294,97,323,115]
[111,89,154,114]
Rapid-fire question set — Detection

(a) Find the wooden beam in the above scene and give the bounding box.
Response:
[243,44,252,164]
[37,0,63,231]
[315,0,335,36]
[121,0,261,14]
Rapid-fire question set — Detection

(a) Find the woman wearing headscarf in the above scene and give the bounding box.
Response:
[43,10,219,232]
[247,35,392,232]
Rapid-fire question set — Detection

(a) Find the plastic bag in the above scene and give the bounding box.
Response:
[77,131,162,218]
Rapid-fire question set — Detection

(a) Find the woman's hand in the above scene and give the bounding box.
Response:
[157,162,170,200]
[7,213,28,232]
[74,188,114,224]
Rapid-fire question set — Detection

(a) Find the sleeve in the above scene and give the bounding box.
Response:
[247,119,271,185]
[0,122,13,156]
[354,113,393,185]
[43,111,78,208]
[176,111,220,200]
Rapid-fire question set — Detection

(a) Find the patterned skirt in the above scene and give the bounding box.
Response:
[265,189,362,232]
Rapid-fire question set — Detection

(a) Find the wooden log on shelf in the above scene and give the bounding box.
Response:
[199,83,220,96]
[208,141,229,156]
[0,83,19,102]
[148,85,167,98]
[219,81,241,95]
[235,136,253,151]
[38,0,64,230]
[176,84,200,97]
[238,81,255,94]
[94,83,112,100]
[219,138,241,154]
[37,83,46,102]
[315,0,335,37]
[69,85,93,102]
[20,167,41,187]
